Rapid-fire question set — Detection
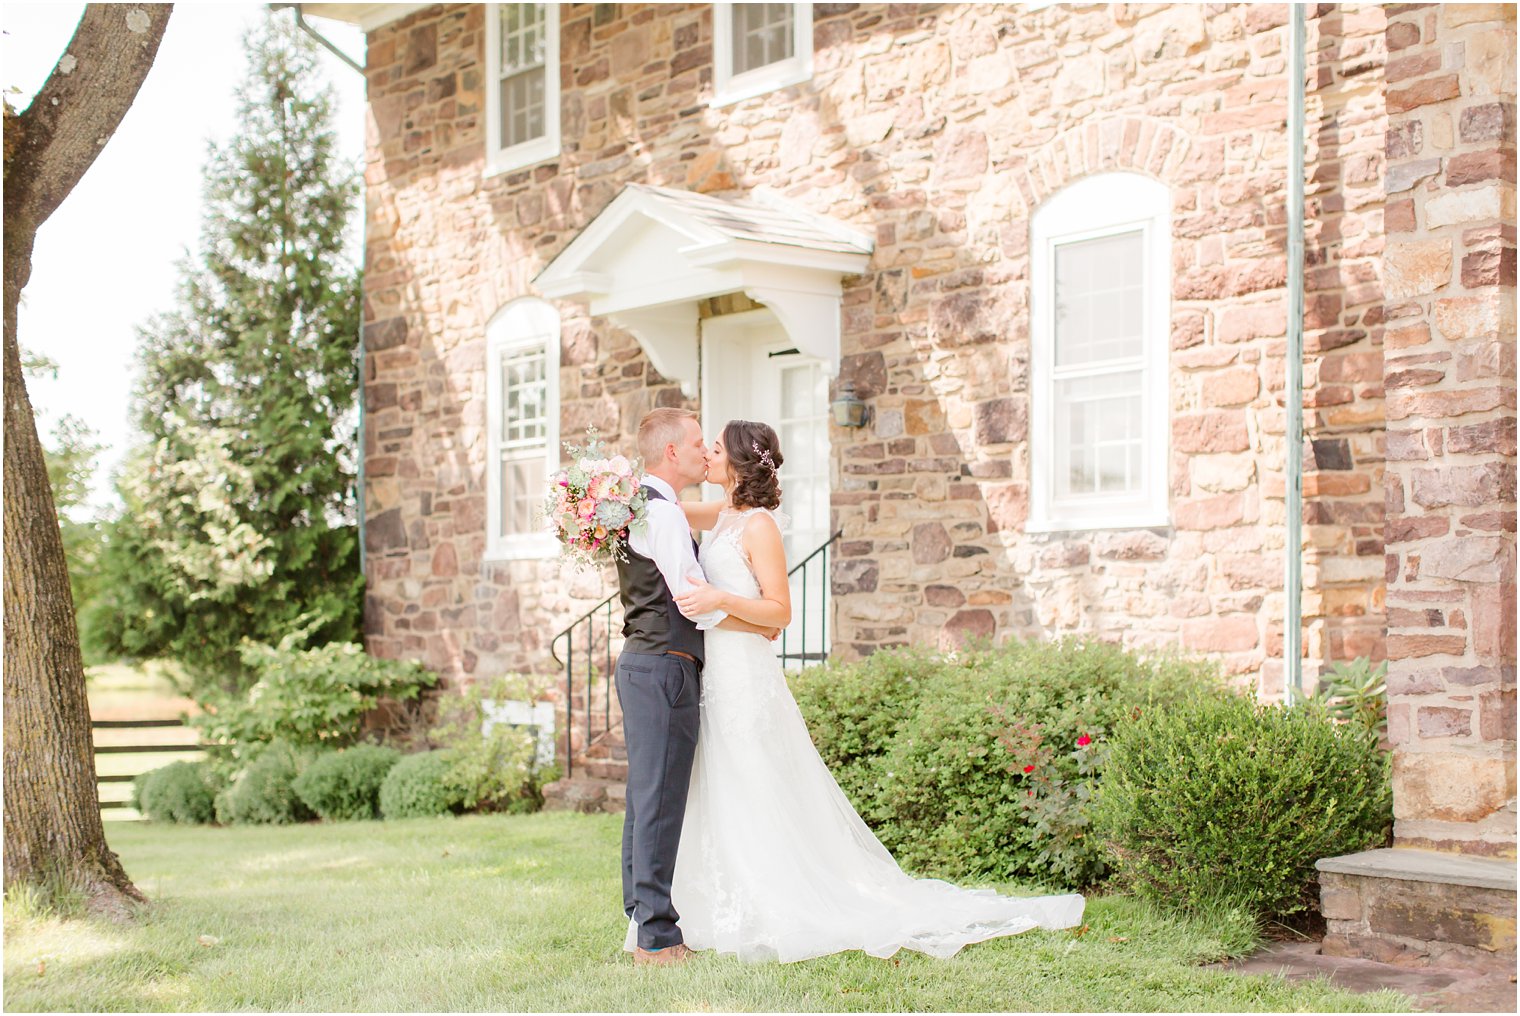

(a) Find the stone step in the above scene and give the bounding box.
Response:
[582,741,628,761]
[542,776,626,814]
[1317,847,1517,970]
[579,758,628,781]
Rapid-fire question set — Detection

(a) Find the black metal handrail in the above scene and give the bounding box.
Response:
[780,529,843,671]
[548,528,844,776]
[550,591,620,778]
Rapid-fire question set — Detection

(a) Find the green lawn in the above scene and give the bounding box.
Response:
[3,812,1409,1012]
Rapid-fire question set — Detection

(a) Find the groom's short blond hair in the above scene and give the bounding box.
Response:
[638,408,699,465]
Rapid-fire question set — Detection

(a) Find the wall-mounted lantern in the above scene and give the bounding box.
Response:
[830,380,871,428]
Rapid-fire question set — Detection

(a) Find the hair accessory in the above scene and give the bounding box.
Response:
[751,441,779,476]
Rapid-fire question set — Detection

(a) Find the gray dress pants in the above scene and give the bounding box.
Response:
[616,649,701,951]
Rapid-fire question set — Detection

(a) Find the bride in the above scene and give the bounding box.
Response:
[631,419,1084,963]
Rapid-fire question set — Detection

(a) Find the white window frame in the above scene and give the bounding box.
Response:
[711,3,813,107]
[485,298,561,561]
[1028,172,1171,533]
[484,3,561,177]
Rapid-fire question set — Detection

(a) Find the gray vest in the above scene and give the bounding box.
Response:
[616,485,705,662]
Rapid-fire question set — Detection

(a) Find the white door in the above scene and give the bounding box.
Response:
[701,310,832,665]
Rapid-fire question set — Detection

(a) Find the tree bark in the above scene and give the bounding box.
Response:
[4,3,172,917]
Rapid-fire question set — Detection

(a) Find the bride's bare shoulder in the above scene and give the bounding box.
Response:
[740,507,785,546]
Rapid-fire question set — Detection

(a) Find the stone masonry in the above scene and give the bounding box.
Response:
[1312,2,1516,974]
[1378,2,1516,858]
[358,3,1394,708]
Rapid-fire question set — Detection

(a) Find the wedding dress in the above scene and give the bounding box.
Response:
[623,507,1085,963]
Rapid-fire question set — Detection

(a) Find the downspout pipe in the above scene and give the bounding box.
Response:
[268,3,369,578]
[1284,3,1306,705]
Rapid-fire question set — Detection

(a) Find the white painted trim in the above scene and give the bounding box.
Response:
[484,298,562,562]
[297,4,430,33]
[1028,172,1171,533]
[608,304,701,399]
[711,3,814,107]
[484,3,561,179]
[535,185,871,392]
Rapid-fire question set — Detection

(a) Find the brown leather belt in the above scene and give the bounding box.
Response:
[665,651,696,662]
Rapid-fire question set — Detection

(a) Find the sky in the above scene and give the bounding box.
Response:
[3,1,366,517]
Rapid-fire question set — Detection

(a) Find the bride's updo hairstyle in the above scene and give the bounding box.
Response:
[723,420,784,511]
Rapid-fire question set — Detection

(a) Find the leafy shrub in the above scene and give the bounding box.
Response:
[1312,656,1388,747]
[191,634,436,764]
[791,638,1217,888]
[379,750,464,820]
[428,674,558,813]
[133,760,221,824]
[1094,693,1393,919]
[291,744,401,821]
[214,740,317,825]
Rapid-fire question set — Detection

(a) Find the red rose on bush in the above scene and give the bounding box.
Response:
[1077,734,1092,747]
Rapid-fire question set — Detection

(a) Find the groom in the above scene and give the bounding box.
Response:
[615,408,771,966]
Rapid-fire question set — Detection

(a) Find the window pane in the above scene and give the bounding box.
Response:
[500,4,545,74]
[502,70,546,148]
[503,455,546,537]
[1054,230,1144,368]
[1055,371,1144,500]
[500,345,547,448]
[733,3,795,74]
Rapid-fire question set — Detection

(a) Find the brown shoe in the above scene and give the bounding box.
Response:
[633,942,694,967]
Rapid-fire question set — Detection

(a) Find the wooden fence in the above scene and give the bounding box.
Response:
[93,718,203,816]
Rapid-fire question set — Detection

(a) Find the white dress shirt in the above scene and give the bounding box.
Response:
[628,475,728,631]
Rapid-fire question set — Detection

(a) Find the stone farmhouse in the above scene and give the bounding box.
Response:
[292,2,1515,967]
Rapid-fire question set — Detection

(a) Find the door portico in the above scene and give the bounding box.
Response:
[535,183,872,662]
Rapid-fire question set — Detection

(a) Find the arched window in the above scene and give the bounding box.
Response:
[486,298,560,560]
[1029,172,1171,531]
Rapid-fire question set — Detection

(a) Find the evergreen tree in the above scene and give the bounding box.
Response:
[93,16,363,692]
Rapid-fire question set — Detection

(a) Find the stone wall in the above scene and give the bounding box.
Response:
[1379,2,1517,857]
[359,3,1389,697]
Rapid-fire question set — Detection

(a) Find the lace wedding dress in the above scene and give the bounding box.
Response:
[623,507,1085,963]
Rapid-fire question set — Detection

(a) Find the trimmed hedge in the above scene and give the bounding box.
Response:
[1094,693,1392,918]
[133,760,220,824]
[214,740,315,825]
[379,750,464,820]
[292,744,401,821]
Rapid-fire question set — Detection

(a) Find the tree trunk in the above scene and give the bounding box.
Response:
[3,3,172,917]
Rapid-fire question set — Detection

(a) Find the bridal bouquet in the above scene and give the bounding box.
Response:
[542,430,648,568]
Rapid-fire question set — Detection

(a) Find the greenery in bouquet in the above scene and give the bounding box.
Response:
[542,429,648,568]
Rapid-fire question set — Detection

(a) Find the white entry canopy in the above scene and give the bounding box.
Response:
[534,184,873,394]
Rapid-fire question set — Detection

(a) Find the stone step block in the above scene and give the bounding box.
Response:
[580,759,629,781]
[542,776,618,814]
[1318,847,1517,970]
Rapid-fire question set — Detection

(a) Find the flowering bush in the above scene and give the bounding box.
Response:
[791,638,1218,889]
[543,430,648,568]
